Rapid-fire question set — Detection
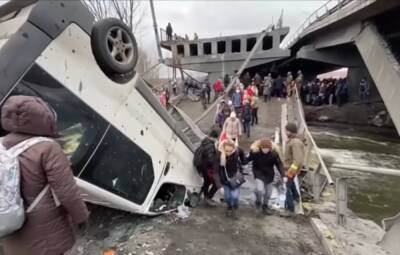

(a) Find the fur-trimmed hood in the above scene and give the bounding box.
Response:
[250,139,279,153]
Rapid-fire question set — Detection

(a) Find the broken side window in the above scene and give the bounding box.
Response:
[150,183,186,212]
[80,126,155,205]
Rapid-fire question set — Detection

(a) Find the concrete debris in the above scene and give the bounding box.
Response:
[175,205,191,219]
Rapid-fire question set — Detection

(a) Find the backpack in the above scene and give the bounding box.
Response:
[0,137,58,237]
[193,144,204,173]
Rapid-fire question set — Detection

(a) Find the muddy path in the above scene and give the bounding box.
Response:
[70,204,324,255]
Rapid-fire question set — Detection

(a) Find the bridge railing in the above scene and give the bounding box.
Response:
[284,87,334,201]
[281,0,353,49]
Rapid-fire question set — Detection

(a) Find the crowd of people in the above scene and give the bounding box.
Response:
[299,78,349,107]
[195,122,304,218]
[213,74,263,139]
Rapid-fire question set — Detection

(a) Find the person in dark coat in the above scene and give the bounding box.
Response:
[200,84,208,110]
[242,99,252,138]
[243,139,284,215]
[272,75,285,97]
[199,130,220,207]
[204,78,211,104]
[223,74,231,88]
[166,22,173,40]
[1,96,89,255]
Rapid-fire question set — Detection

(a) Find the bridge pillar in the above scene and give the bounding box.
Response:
[346,67,381,103]
[355,22,400,133]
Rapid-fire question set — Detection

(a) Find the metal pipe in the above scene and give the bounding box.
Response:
[149,0,163,63]
[331,164,400,177]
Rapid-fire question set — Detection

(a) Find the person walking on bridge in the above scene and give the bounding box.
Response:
[251,95,259,126]
[244,139,284,215]
[166,22,173,40]
[204,78,212,104]
[242,99,252,138]
[222,112,242,143]
[200,83,208,110]
[224,74,231,89]
[216,139,244,219]
[231,86,243,115]
[281,123,305,217]
[198,130,220,207]
[263,74,272,102]
[213,78,224,101]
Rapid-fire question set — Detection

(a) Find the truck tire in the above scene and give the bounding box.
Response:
[91,18,138,76]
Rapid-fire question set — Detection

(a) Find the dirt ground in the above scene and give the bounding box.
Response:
[69,203,324,255]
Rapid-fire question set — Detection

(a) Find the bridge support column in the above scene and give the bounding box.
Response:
[355,22,400,133]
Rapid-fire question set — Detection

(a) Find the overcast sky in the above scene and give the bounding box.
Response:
[137,1,328,60]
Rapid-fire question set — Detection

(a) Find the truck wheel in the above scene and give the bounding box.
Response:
[91,18,138,76]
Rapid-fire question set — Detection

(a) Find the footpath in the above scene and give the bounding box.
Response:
[67,97,325,255]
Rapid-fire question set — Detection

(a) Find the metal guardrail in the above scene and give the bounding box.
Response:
[288,88,334,184]
[333,164,400,227]
[281,0,353,49]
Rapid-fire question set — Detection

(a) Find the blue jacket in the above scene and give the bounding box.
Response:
[231,92,242,107]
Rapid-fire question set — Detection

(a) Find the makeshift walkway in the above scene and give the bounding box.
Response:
[65,96,325,255]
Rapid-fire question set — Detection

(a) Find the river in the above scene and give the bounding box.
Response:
[310,125,400,225]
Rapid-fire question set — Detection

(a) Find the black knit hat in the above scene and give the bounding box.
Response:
[285,122,298,134]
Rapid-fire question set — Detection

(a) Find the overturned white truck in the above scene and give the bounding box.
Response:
[0,0,202,215]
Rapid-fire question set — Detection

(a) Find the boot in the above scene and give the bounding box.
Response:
[226,207,233,218]
[255,201,262,216]
[262,205,274,216]
[232,208,239,220]
[205,198,217,207]
[280,210,295,218]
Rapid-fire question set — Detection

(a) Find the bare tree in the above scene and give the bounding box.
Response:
[137,48,159,80]
[83,0,146,34]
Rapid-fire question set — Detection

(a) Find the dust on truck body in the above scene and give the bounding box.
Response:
[0,0,202,215]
